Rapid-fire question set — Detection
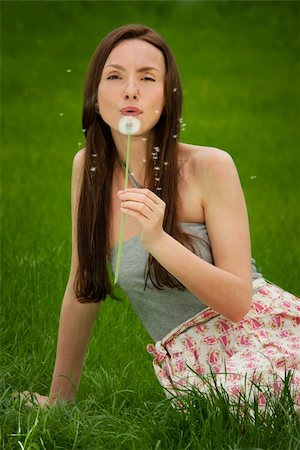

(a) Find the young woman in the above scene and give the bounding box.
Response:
[21,24,299,408]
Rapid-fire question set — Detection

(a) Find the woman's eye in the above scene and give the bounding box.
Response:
[107,74,120,80]
[143,77,155,82]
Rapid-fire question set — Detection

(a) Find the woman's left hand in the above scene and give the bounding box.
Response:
[117,188,166,248]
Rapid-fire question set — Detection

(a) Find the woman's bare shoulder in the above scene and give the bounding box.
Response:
[178,143,235,181]
[71,148,87,191]
[179,142,232,164]
[73,148,86,167]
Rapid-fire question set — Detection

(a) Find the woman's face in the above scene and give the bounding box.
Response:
[97,39,165,137]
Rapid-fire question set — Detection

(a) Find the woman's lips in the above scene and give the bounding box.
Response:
[120,107,142,116]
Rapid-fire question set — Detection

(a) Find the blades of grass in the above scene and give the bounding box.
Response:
[22,408,40,448]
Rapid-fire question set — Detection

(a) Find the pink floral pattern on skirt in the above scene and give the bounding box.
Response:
[147,278,300,408]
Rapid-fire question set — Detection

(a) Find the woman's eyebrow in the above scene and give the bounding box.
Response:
[105,63,160,72]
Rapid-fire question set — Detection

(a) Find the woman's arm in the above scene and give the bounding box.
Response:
[48,290,100,404]
[48,148,101,404]
[48,149,101,404]
[119,148,252,322]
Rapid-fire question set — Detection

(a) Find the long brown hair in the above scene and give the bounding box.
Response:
[75,24,200,303]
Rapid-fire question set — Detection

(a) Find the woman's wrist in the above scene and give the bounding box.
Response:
[141,230,168,255]
[48,391,75,406]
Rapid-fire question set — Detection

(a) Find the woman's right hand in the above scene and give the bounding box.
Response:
[12,391,50,408]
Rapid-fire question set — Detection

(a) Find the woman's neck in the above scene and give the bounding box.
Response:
[111,129,153,186]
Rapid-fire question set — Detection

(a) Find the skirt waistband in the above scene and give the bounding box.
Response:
[252,277,267,290]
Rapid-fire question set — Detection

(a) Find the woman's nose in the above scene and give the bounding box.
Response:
[123,81,139,101]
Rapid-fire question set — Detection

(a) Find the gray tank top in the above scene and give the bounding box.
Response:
[109,222,262,341]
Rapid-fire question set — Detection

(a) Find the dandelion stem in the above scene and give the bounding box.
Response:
[114,131,131,285]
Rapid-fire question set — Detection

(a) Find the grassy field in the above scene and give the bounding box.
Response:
[1,1,300,449]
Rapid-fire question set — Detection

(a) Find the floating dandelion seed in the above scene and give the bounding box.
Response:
[59,113,64,116]
[130,172,135,177]
[155,177,160,182]
[92,153,97,157]
[178,117,183,123]
[66,69,72,73]
[173,134,178,139]
[164,161,169,166]
[142,137,148,141]
[250,176,257,180]
[90,167,96,172]
[173,87,177,92]
[154,146,160,152]
[154,166,160,171]
[82,128,87,133]
[77,142,82,147]
[142,158,147,163]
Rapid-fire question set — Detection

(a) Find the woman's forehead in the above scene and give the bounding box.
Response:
[104,39,165,73]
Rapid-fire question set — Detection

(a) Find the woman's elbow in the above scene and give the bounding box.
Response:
[229,307,251,323]
[227,283,252,323]
[229,292,252,323]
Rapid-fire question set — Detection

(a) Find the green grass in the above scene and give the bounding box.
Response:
[1,1,299,449]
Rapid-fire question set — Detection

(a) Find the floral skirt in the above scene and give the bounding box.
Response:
[147,278,300,408]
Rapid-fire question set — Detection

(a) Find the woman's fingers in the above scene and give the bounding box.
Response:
[118,188,165,217]
[117,188,166,246]
[118,188,163,205]
[12,391,49,408]
[121,200,153,218]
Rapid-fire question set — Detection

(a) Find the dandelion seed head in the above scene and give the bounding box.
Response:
[118,116,141,135]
